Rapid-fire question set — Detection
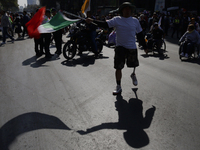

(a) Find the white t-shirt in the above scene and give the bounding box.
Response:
[107,16,142,49]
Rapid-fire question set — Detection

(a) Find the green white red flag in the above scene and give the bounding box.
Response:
[26,7,46,39]
[26,7,80,39]
[38,12,80,34]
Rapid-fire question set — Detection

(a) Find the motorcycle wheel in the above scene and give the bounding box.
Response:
[63,40,77,60]
[95,38,103,54]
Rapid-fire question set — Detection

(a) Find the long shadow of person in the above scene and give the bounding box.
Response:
[77,89,156,148]
[61,54,109,67]
[0,112,71,150]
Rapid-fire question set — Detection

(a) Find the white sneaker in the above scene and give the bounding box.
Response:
[113,85,122,95]
[185,53,189,58]
[180,52,184,57]
[130,73,138,86]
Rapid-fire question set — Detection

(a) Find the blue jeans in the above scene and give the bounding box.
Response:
[2,27,14,43]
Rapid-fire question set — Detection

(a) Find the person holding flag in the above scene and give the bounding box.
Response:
[41,9,53,58]
[26,7,80,58]
[51,8,63,56]
[86,2,148,95]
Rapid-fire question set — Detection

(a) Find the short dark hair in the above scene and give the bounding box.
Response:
[188,24,195,30]
[46,9,50,14]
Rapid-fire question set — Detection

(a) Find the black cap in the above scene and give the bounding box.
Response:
[119,2,135,15]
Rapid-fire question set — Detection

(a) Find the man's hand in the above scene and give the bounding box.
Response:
[85,18,93,24]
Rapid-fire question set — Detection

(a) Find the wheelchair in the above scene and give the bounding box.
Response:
[179,41,199,60]
[145,33,166,55]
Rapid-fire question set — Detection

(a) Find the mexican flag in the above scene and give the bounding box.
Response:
[26,7,80,39]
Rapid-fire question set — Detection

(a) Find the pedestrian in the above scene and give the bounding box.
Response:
[138,14,147,48]
[13,13,22,39]
[180,12,189,36]
[22,11,30,39]
[33,9,43,57]
[86,2,147,95]
[41,9,53,58]
[164,14,170,36]
[51,8,63,55]
[0,10,15,46]
[171,15,180,38]
[7,11,14,36]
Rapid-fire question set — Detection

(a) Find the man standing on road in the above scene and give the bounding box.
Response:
[0,10,15,46]
[86,2,147,95]
[41,9,53,58]
[51,8,63,56]
[22,11,30,39]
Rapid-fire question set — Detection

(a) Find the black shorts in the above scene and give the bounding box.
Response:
[114,46,139,69]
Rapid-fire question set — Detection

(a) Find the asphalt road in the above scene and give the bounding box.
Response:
[0,34,200,150]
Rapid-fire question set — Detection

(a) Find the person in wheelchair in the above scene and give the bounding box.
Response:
[150,22,165,55]
[179,24,200,58]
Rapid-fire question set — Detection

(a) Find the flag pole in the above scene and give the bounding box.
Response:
[64,11,97,26]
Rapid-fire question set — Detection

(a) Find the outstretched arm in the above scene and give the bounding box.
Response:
[85,18,109,29]
[143,106,156,129]
[77,122,119,135]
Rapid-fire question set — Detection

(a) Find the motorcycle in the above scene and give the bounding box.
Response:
[63,23,103,60]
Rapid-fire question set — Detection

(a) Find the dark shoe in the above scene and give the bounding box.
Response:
[77,51,82,56]
[94,52,99,59]
[40,51,45,55]
[45,54,52,58]
[55,51,62,55]
[48,53,54,56]
[36,52,42,57]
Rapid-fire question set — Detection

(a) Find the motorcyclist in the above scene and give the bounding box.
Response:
[85,11,98,58]
[179,24,200,58]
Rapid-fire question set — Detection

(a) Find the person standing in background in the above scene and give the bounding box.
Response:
[0,10,15,46]
[51,8,63,56]
[41,9,53,58]
[22,11,30,39]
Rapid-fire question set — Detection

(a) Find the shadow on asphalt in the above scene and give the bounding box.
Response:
[164,35,179,45]
[61,53,109,67]
[141,52,170,60]
[77,88,156,148]
[180,58,200,65]
[0,112,71,150]
[22,55,60,68]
